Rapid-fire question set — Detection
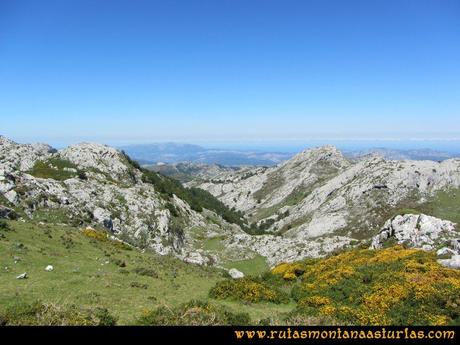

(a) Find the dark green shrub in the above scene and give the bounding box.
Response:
[113,258,126,267]
[60,234,75,249]
[130,281,148,289]
[165,202,179,217]
[133,267,158,278]
[0,220,11,231]
[94,307,117,326]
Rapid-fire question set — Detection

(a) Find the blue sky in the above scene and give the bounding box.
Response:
[0,0,459,147]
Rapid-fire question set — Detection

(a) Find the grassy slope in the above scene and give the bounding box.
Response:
[0,220,288,324]
[419,188,460,225]
[1,219,459,325]
[222,255,270,276]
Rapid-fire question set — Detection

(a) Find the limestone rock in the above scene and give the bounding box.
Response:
[438,255,460,269]
[437,247,457,257]
[370,214,458,250]
[228,268,244,279]
[60,143,140,182]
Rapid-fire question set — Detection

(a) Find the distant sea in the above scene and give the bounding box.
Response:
[196,140,460,155]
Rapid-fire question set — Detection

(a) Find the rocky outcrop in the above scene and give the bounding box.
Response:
[60,143,137,181]
[370,214,458,251]
[147,162,240,183]
[438,255,460,269]
[370,214,460,268]
[0,135,55,173]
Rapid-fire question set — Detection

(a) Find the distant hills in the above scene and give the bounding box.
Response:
[118,143,296,166]
[119,142,459,167]
[343,147,459,161]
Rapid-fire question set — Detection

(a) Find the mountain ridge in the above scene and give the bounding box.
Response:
[0,136,249,266]
[189,144,460,264]
[1,135,460,268]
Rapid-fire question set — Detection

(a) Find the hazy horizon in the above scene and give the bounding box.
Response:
[3,133,460,155]
[1,0,459,144]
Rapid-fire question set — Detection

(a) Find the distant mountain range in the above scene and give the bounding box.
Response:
[119,143,460,166]
[118,143,293,166]
[343,147,459,161]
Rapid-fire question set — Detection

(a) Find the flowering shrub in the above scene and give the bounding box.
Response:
[209,278,289,304]
[298,295,331,307]
[81,228,130,250]
[274,246,460,325]
[319,305,336,316]
[271,259,318,281]
[82,228,108,242]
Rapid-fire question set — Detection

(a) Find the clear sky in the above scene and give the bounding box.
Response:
[0,0,459,146]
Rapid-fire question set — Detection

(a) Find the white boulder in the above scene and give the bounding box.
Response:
[228,268,244,279]
[437,247,457,257]
[438,255,460,269]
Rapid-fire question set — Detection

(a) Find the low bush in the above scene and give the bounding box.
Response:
[60,234,75,249]
[130,281,148,289]
[112,258,126,267]
[0,301,117,326]
[0,220,11,231]
[136,300,250,326]
[133,267,158,278]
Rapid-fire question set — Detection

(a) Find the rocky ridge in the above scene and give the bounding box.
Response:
[190,146,460,239]
[146,162,240,183]
[2,136,460,268]
[370,213,460,268]
[0,136,245,265]
[188,145,460,266]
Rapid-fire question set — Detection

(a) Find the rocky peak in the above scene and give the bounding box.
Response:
[0,135,14,146]
[301,145,340,155]
[281,145,350,170]
[0,137,55,172]
[59,143,137,182]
